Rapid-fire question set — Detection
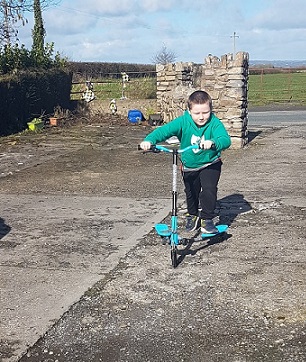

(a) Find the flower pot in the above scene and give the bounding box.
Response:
[49,117,63,126]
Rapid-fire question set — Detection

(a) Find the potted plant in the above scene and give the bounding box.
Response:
[49,106,68,126]
[27,117,44,131]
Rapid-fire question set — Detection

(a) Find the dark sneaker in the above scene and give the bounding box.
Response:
[201,219,218,234]
[185,214,200,232]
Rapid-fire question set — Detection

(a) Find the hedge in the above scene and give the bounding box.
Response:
[0,68,72,136]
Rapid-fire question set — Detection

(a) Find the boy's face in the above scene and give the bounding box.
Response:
[189,102,211,127]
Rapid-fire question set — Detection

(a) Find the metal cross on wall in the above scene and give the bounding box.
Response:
[230,31,239,56]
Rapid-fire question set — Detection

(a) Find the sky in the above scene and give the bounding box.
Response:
[16,0,306,64]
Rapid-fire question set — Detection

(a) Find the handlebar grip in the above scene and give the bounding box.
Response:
[199,142,216,150]
[137,145,160,153]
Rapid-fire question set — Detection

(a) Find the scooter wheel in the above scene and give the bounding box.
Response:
[181,238,189,246]
[171,246,178,268]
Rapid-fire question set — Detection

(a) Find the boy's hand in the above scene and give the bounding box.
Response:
[200,139,214,150]
[139,141,152,151]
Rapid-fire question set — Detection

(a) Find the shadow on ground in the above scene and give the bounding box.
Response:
[176,231,231,266]
[174,193,252,267]
[0,217,11,241]
[218,193,252,226]
[248,130,262,143]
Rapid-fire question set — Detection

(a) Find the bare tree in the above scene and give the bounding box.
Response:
[0,0,60,46]
[0,1,25,45]
[152,45,177,65]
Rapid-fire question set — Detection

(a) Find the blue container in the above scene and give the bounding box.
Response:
[128,109,143,124]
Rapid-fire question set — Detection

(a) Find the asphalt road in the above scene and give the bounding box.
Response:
[248,110,306,126]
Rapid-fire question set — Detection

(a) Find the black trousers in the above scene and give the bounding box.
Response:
[182,161,222,220]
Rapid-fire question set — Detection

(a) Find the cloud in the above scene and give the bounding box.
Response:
[15,0,306,63]
[44,9,96,36]
[249,0,306,31]
[72,0,177,16]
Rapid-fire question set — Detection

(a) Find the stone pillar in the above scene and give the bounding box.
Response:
[156,52,249,149]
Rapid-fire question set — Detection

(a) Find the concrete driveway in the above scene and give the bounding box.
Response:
[0,111,306,361]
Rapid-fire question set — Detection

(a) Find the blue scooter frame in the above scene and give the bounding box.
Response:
[140,142,228,268]
[151,143,199,267]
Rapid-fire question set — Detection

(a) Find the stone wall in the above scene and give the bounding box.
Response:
[156,52,249,148]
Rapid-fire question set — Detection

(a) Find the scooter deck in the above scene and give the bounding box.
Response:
[201,224,228,238]
[155,223,171,237]
[155,223,228,238]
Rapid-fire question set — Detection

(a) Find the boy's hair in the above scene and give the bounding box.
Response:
[187,90,212,110]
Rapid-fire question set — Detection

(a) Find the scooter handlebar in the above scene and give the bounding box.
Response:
[138,143,200,153]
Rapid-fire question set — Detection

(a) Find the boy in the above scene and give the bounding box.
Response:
[140,90,231,234]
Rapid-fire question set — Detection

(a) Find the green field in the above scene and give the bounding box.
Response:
[72,71,306,107]
[248,71,306,106]
[71,77,156,101]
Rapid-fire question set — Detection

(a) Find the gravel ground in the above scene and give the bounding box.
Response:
[0,114,306,362]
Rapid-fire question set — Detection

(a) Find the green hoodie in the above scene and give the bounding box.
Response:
[144,110,231,170]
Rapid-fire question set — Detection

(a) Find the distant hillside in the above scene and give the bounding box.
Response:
[250,60,306,68]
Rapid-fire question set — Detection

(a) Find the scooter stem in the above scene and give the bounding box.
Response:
[172,149,178,217]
